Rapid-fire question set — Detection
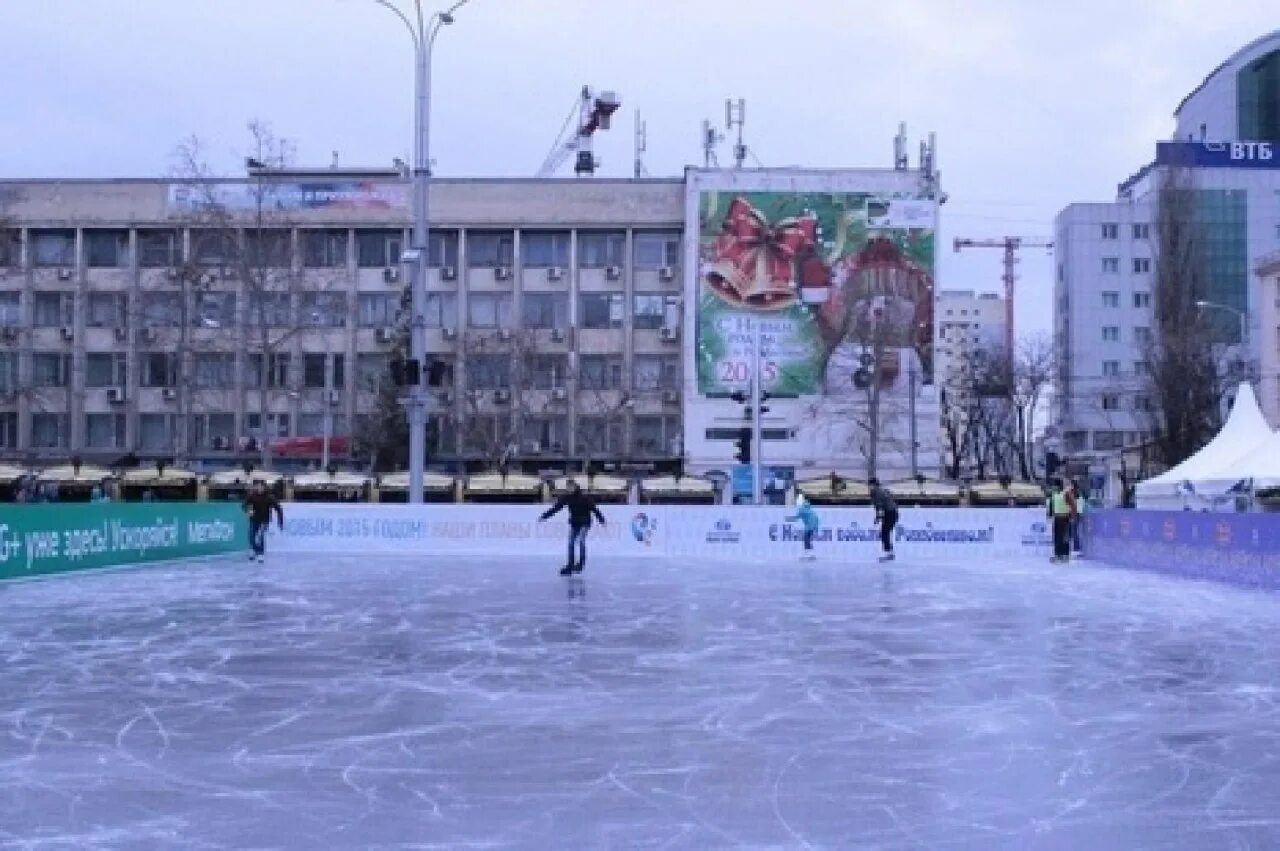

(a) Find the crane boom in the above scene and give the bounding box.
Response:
[537,86,621,178]
[953,236,1053,355]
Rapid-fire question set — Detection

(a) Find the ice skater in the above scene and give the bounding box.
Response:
[1047,479,1073,563]
[242,481,284,563]
[787,493,821,560]
[869,477,898,562]
[539,481,606,576]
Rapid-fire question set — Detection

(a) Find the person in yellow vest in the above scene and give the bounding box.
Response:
[1047,480,1073,562]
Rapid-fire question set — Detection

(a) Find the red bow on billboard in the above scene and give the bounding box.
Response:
[705,197,816,308]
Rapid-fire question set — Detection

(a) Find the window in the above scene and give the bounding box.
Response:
[85,230,130,268]
[86,292,127,328]
[1132,223,1150,240]
[467,231,515,268]
[191,231,237,267]
[139,352,178,388]
[1133,257,1151,274]
[0,292,20,327]
[0,413,16,450]
[299,292,347,327]
[246,292,291,327]
[356,353,388,391]
[525,355,568,390]
[192,292,237,329]
[138,230,182,268]
[1101,395,1121,411]
[522,293,569,329]
[142,291,183,327]
[1135,395,1154,412]
[462,415,501,456]
[1101,257,1120,273]
[190,413,236,450]
[31,230,74,267]
[1093,430,1124,450]
[579,231,625,268]
[467,293,513,329]
[244,230,293,268]
[429,231,459,268]
[194,353,235,388]
[580,293,624,329]
[633,415,679,456]
[32,353,70,387]
[468,354,510,390]
[303,353,329,389]
[1102,360,1120,377]
[521,231,570,268]
[357,293,396,328]
[1102,326,1119,342]
[356,230,403,268]
[296,413,348,438]
[634,232,680,269]
[521,416,568,452]
[30,413,68,449]
[303,230,348,268]
[633,355,679,391]
[577,416,624,455]
[1101,223,1119,239]
[33,292,73,327]
[633,294,667,330]
[1134,326,1152,344]
[139,414,177,451]
[85,413,126,450]
[579,355,624,390]
[427,413,457,457]
[244,413,290,441]
[1134,360,1150,376]
[1101,291,1120,308]
[245,353,291,389]
[0,230,18,268]
[424,293,458,329]
[0,353,16,394]
[1133,292,1151,309]
[85,353,127,388]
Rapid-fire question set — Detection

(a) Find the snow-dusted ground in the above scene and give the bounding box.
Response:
[2,552,1279,849]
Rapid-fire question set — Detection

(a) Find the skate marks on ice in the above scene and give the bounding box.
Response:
[0,555,1279,847]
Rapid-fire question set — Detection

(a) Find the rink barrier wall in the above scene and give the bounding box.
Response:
[0,503,247,581]
[267,504,1054,563]
[1085,509,1280,590]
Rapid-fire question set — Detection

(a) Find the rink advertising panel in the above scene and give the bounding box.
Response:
[690,174,936,401]
[0,503,247,581]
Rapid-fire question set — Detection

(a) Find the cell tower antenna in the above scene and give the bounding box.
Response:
[701,119,723,168]
[894,122,909,170]
[726,98,747,169]
[633,109,647,178]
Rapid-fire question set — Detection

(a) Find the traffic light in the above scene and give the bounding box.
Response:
[734,427,752,464]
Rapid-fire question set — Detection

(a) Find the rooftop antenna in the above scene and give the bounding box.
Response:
[633,109,647,178]
[894,122,909,171]
[331,150,340,169]
[726,98,747,168]
[701,119,723,168]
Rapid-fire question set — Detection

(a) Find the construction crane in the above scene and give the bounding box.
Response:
[952,236,1054,355]
[537,85,621,177]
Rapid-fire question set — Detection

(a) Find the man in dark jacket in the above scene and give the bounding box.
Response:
[242,482,284,562]
[869,477,899,562]
[539,481,606,575]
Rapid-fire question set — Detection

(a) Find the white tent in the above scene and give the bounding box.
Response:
[1135,382,1271,509]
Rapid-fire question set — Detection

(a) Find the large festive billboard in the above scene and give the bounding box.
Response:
[695,190,935,399]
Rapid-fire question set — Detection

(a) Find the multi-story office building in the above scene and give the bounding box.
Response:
[935,288,1006,385]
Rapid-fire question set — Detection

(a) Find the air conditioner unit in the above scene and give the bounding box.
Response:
[113,327,128,341]
[107,387,127,405]
[59,326,74,341]
[494,266,512,281]
[165,268,180,281]
[662,390,680,405]
[138,328,157,344]
[220,268,237,281]
[442,327,458,340]
[162,388,178,401]
[550,327,566,343]
[498,328,513,341]
[383,267,400,284]
[605,265,622,281]
[658,265,676,281]
[57,268,73,281]
[375,327,396,344]
[659,326,679,342]
[523,441,542,454]
[211,436,228,451]
[546,266,564,281]
[440,265,457,281]
[327,390,341,405]
[440,389,455,404]
[493,388,511,404]
[551,386,568,401]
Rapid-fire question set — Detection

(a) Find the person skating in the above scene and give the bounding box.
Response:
[787,493,821,560]
[1068,479,1087,558]
[242,482,284,563]
[869,477,899,562]
[1047,480,1073,563]
[539,481,606,576]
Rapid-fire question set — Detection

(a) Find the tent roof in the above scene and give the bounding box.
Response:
[1136,382,1271,497]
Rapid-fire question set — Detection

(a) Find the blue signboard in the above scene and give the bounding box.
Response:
[1155,141,1280,169]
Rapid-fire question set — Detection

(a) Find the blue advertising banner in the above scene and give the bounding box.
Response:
[1154,141,1279,169]
[1086,509,1280,590]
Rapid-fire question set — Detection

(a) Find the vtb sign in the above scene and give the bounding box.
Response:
[1228,142,1273,161]
[1156,141,1279,168]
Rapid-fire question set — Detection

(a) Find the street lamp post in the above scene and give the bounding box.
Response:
[376,0,469,504]
[1195,299,1250,377]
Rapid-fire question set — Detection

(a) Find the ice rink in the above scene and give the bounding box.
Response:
[3,552,1280,850]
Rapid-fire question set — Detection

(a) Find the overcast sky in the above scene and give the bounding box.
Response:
[2,1,1274,336]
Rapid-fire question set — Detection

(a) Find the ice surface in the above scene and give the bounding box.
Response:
[3,552,1280,849]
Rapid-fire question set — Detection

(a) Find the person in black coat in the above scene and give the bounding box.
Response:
[539,481,606,575]
[242,482,284,562]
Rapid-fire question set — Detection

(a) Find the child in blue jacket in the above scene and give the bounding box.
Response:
[788,494,821,560]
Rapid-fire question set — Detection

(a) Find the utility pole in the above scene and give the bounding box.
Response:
[752,316,763,504]
[909,364,917,477]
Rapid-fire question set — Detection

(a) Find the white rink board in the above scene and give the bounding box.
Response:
[268,504,1052,563]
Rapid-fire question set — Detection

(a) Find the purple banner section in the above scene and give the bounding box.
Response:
[1085,509,1280,590]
